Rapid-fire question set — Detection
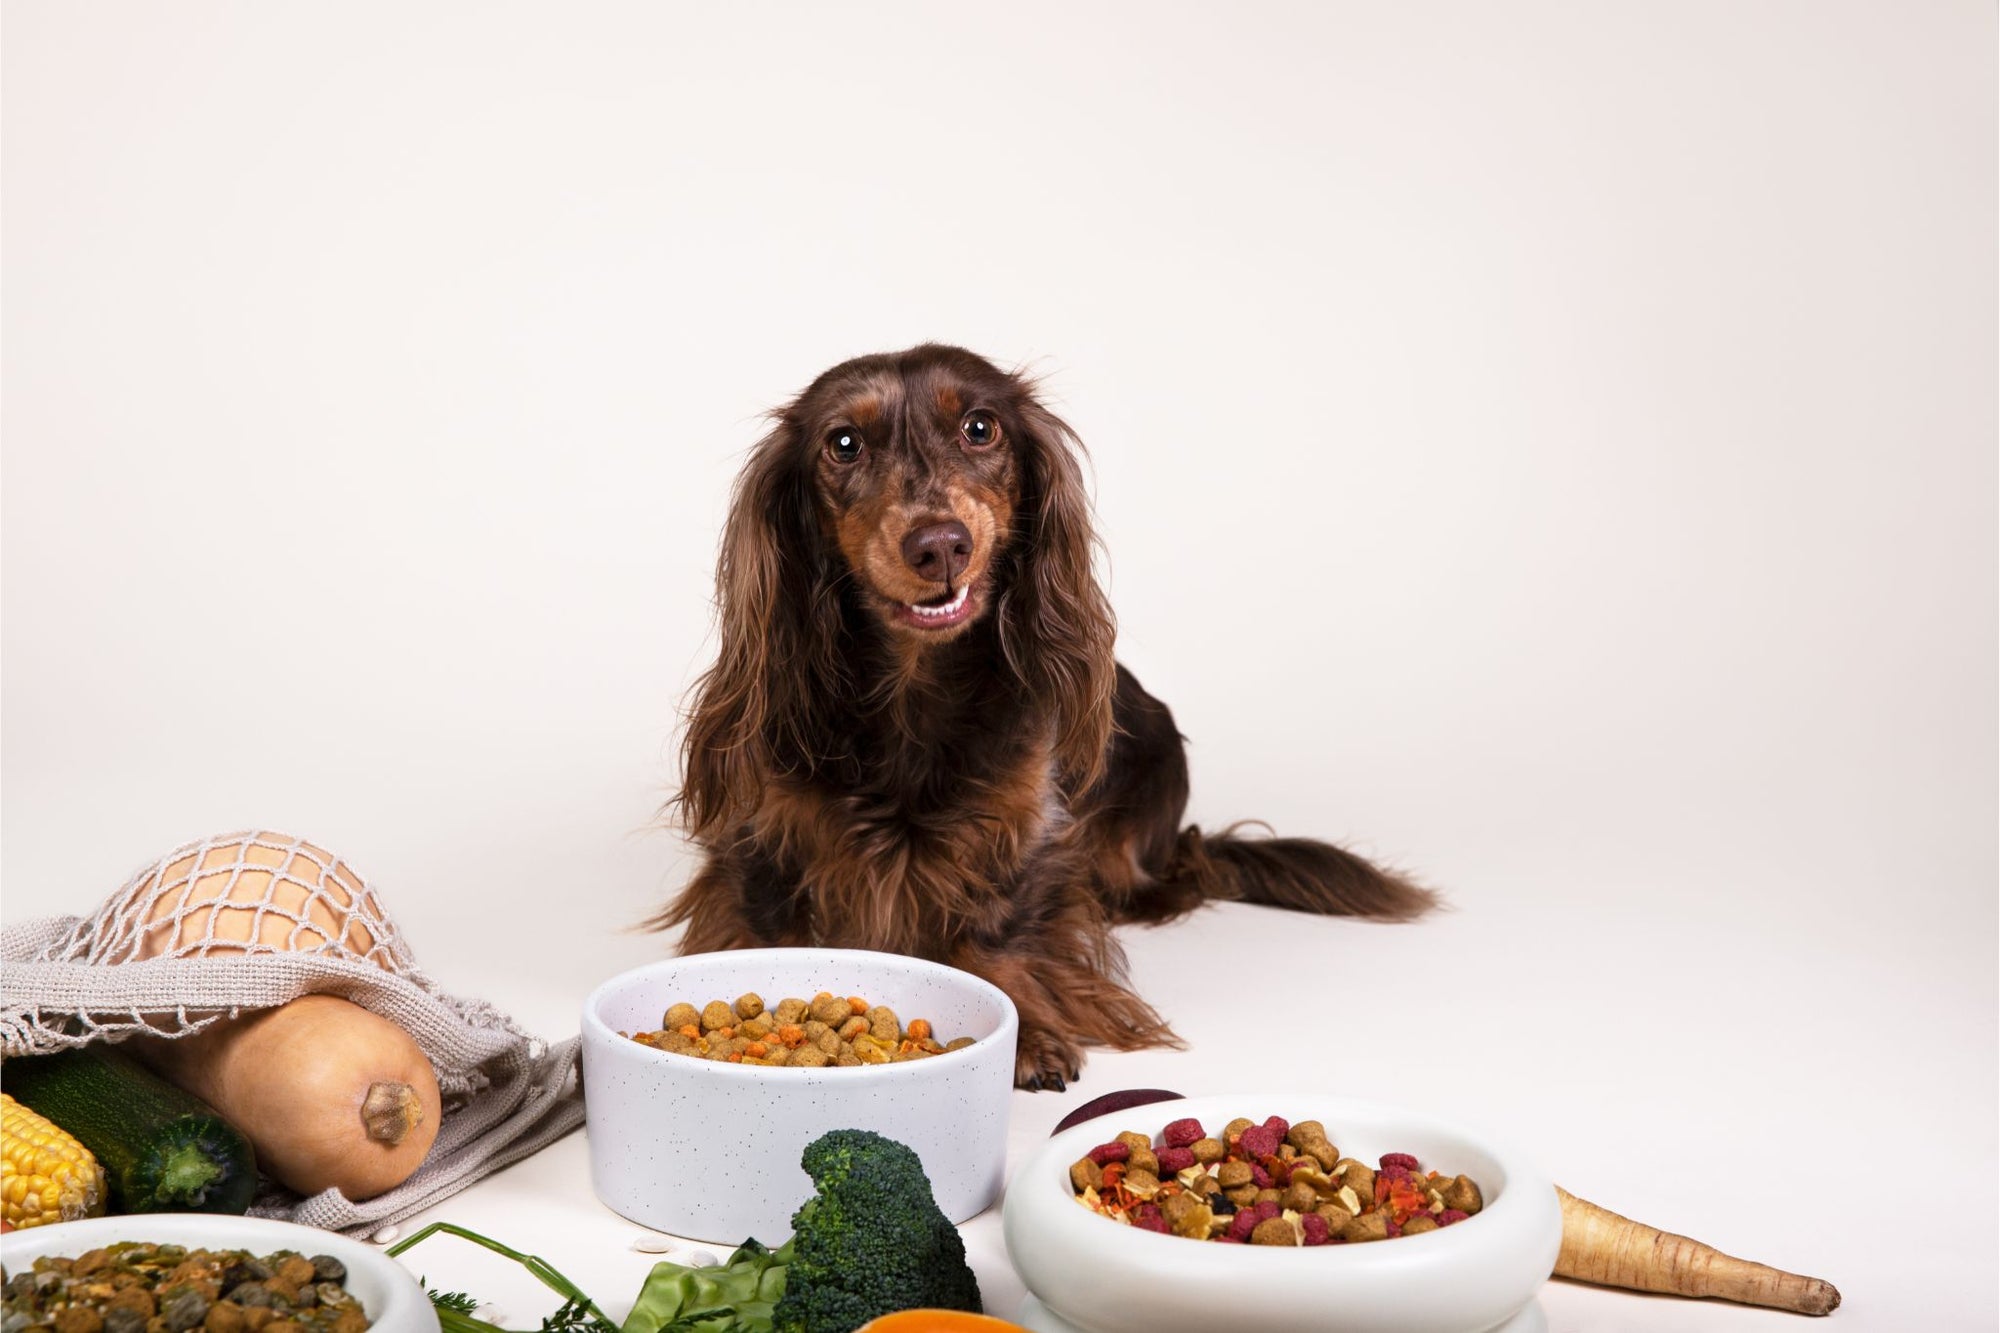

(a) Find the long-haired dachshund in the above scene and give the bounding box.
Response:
[659,344,1434,1089]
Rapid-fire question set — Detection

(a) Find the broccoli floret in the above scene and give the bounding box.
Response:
[770,1129,982,1333]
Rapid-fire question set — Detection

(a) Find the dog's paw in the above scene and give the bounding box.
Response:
[1014,1032,1084,1092]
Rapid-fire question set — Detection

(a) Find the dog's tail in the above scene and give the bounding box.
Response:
[1135,822,1437,923]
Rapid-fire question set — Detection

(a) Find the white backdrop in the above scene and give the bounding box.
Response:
[4,4,1994,1329]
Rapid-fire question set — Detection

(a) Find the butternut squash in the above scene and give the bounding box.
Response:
[133,994,440,1200]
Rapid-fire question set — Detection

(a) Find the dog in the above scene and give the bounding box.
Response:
[658,344,1434,1089]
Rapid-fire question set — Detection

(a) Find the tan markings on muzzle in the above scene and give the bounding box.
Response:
[856,486,1001,605]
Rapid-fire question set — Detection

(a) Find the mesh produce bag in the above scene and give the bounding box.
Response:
[0,830,585,1234]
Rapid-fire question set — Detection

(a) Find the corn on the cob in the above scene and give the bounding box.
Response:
[2,1091,108,1229]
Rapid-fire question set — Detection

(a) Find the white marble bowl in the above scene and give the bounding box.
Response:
[0,1213,440,1333]
[581,947,1018,1244]
[1003,1093,1562,1333]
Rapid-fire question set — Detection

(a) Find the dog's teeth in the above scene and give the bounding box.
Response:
[908,584,969,618]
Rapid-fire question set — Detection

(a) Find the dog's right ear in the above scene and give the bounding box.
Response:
[673,418,842,844]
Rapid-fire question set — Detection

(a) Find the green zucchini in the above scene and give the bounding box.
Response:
[3,1042,259,1214]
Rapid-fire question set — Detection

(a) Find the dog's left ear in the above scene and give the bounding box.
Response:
[1000,389,1118,793]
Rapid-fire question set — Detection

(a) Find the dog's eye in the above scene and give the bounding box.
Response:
[825,427,865,464]
[960,410,1001,449]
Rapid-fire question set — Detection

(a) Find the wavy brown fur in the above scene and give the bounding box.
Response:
[657,344,1435,1088]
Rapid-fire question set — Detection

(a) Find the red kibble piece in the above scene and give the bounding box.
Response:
[1087,1141,1131,1166]
[1227,1209,1259,1242]
[1252,1199,1282,1224]
[1162,1118,1205,1148]
[1130,1201,1169,1234]
[1380,1152,1421,1172]
[1438,1209,1470,1226]
[1379,1162,1413,1182]
[1238,1124,1282,1158]
[1385,1216,1403,1238]
[1262,1115,1290,1140]
[1300,1212,1331,1246]
[1155,1145,1197,1173]
[1248,1161,1273,1189]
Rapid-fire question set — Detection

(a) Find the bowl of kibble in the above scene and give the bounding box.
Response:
[1002,1093,1562,1333]
[580,947,1018,1243]
[0,1212,440,1333]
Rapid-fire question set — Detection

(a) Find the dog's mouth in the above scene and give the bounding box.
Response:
[890,577,978,631]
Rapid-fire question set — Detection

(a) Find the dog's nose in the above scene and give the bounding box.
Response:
[901,519,973,583]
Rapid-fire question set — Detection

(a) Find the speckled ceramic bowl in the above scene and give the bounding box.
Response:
[0,1213,439,1333]
[1003,1093,1562,1333]
[581,947,1018,1244]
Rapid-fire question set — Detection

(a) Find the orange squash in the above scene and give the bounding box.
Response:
[133,994,440,1200]
[854,1314,1026,1332]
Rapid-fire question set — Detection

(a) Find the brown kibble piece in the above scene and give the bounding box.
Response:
[739,1015,773,1040]
[1071,1158,1103,1191]
[774,996,808,1023]
[734,992,765,1019]
[866,1006,899,1042]
[944,1036,975,1051]
[53,1310,103,1333]
[1282,1181,1319,1214]
[1128,1145,1160,1176]
[1217,1160,1253,1189]
[242,1311,275,1332]
[1402,1214,1440,1235]
[1122,1168,1161,1198]
[1315,1202,1355,1229]
[815,1027,842,1055]
[790,1045,831,1068]
[1254,1187,1282,1206]
[662,1002,700,1030]
[1342,1210,1391,1243]
[1342,1163,1377,1201]
[1225,1184,1259,1207]
[1190,1137,1225,1164]
[1115,1131,1152,1152]
[810,995,851,1025]
[1222,1117,1254,1141]
[1444,1174,1484,1214]
[837,1015,870,1041]
[205,1303,248,1333]
[1250,1217,1300,1246]
[701,1000,734,1031]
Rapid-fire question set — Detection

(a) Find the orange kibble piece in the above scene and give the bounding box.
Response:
[907,1018,932,1041]
[848,996,869,1015]
[745,1042,769,1058]
[776,1024,806,1048]
[716,1026,734,1040]
[728,1054,743,1063]
[678,1025,701,1040]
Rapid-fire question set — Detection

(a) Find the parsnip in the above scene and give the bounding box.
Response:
[1556,1186,1840,1316]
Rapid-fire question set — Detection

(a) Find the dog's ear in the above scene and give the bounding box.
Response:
[1000,390,1118,793]
[674,418,844,843]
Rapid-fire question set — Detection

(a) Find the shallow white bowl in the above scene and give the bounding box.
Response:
[1004,1093,1561,1333]
[581,947,1019,1244]
[0,1213,439,1333]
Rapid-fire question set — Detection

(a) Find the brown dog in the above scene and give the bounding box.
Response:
[658,344,1433,1089]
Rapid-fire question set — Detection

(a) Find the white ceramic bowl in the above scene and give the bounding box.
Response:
[1004,1093,1561,1333]
[0,1213,440,1333]
[581,947,1018,1244]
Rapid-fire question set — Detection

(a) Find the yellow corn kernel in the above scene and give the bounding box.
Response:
[2,1092,108,1229]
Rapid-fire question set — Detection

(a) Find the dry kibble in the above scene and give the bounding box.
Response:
[1066,1112,1485,1248]
[1342,1210,1391,1243]
[790,1045,830,1069]
[628,989,964,1066]
[1071,1158,1103,1191]
[1250,1217,1299,1246]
